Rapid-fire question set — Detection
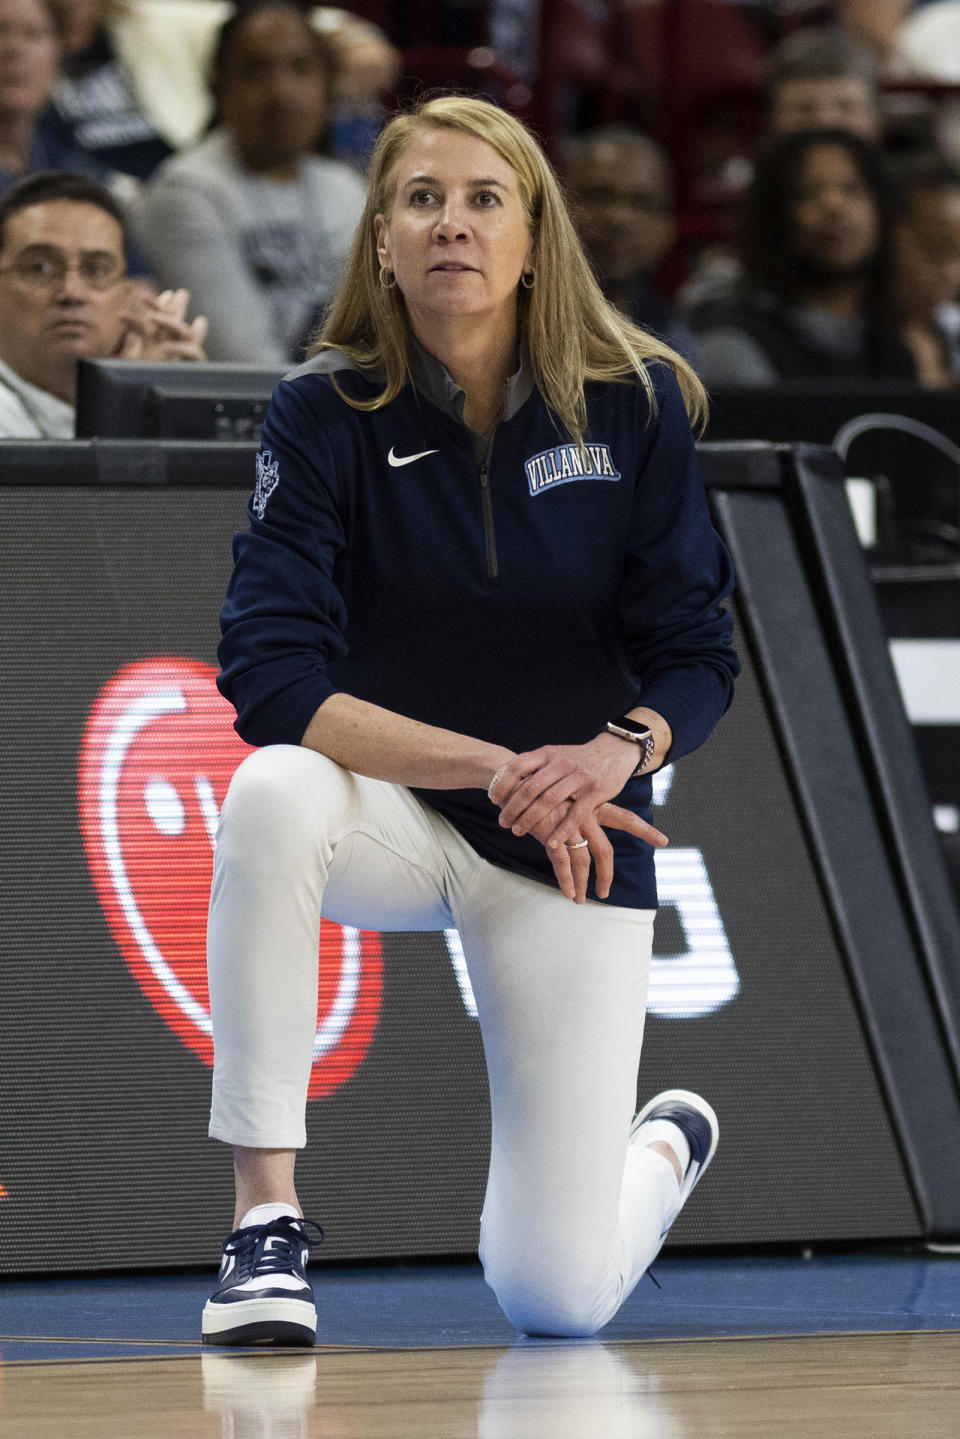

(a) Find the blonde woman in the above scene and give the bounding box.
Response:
[204,94,738,1345]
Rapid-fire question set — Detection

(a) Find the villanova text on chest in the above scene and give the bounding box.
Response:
[524,444,621,495]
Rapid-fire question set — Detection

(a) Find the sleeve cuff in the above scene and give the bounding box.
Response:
[640,664,734,764]
[233,675,340,749]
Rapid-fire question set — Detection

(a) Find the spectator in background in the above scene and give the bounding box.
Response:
[132,2,365,363]
[766,27,883,143]
[0,170,206,438]
[679,27,885,316]
[691,129,915,386]
[886,2,960,183]
[39,0,175,181]
[564,127,698,363]
[0,0,116,195]
[835,0,915,63]
[318,9,400,172]
[41,2,402,177]
[893,157,960,384]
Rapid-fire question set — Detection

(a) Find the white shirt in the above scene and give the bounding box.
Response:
[0,357,75,439]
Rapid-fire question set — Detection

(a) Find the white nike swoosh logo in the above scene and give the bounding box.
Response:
[388,446,439,467]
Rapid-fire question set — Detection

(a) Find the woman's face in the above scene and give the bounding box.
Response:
[216,7,327,172]
[375,127,535,341]
[789,143,880,277]
[0,0,59,120]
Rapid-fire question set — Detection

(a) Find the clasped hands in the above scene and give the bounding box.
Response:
[114,284,208,362]
[488,733,668,905]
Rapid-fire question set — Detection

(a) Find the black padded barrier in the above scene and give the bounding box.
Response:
[871,562,960,822]
[699,442,960,1239]
[0,438,257,487]
[0,437,957,1274]
[774,446,960,1081]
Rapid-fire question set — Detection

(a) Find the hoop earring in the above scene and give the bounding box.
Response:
[379,266,397,290]
[520,270,535,290]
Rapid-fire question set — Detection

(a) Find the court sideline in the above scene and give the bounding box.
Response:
[2,1248,959,1436]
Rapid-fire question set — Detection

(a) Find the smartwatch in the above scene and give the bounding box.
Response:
[606,713,655,775]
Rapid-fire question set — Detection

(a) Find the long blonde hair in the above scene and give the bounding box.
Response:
[313,94,707,440]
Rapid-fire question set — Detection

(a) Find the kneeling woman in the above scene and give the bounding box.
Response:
[204,94,739,1345]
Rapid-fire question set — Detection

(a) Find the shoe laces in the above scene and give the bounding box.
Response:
[222,1215,324,1280]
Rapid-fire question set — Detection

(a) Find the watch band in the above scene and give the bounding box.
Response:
[606,715,655,775]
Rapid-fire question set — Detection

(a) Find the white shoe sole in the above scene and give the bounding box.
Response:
[202,1294,318,1346]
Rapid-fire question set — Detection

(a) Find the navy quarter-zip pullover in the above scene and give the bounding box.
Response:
[218,350,739,908]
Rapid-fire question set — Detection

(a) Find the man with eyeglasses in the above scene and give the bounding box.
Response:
[0,170,207,437]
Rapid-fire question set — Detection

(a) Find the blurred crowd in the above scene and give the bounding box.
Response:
[1,0,959,439]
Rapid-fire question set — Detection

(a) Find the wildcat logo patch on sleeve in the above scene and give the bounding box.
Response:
[252,449,280,518]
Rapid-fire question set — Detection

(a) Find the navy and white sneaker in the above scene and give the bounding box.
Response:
[202,1215,324,1346]
[630,1088,719,1238]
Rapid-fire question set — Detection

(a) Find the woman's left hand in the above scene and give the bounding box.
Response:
[490,732,669,901]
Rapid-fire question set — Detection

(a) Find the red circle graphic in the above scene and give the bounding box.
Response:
[77,658,382,1098]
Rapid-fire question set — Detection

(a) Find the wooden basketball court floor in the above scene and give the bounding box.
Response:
[2,1249,959,1436]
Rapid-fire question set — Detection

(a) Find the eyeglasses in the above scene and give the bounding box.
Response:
[0,252,126,291]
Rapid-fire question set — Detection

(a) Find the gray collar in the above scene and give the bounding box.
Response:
[287,338,536,436]
[408,338,534,430]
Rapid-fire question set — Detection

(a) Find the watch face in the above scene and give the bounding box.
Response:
[610,715,653,740]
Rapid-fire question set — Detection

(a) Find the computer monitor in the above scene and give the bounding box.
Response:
[75,359,287,441]
[705,383,960,559]
[705,381,960,448]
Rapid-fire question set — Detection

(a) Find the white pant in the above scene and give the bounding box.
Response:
[207,744,680,1336]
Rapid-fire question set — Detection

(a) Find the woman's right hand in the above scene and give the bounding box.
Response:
[524,799,660,905]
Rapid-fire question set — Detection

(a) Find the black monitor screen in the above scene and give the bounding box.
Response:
[75,359,287,441]
[706,384,960,554]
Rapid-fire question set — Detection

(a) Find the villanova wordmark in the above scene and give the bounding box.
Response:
[524,443,621,496]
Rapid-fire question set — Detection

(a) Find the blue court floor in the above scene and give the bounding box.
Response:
[2,1247,959,1362]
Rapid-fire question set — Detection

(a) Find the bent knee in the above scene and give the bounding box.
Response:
[219,744,352,844]
[485,1262,615,1338]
